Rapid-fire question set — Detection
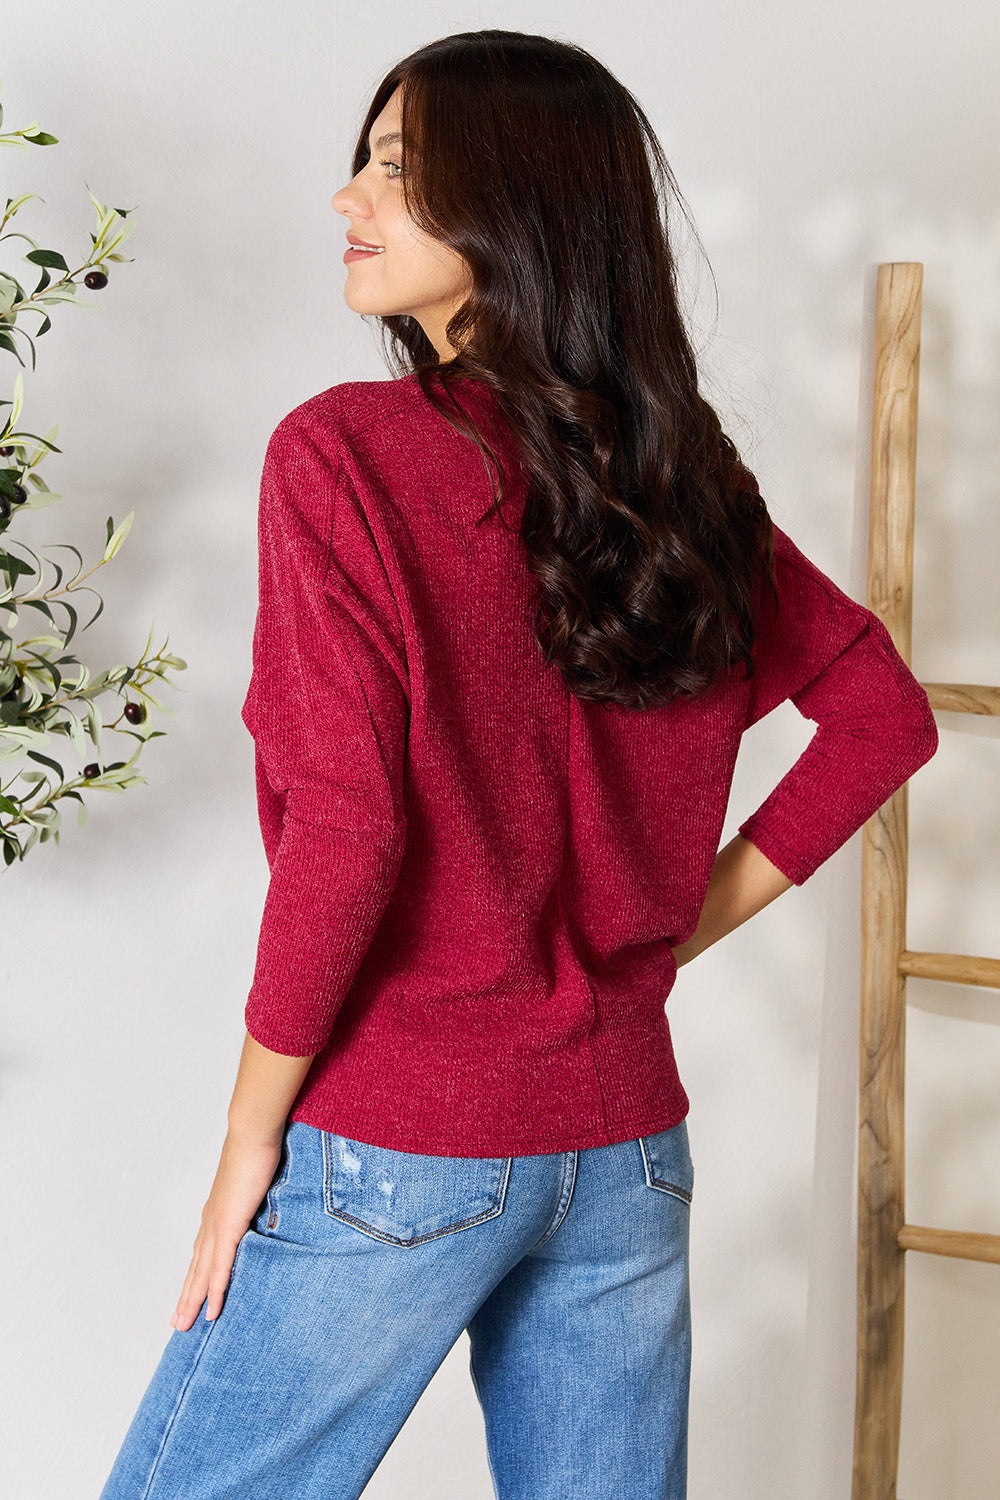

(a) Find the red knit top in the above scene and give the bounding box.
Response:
[239,374,938,1156]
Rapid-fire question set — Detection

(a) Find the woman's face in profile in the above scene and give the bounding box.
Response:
[331,85,473,359]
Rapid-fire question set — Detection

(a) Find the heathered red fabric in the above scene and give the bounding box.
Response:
[239,373,938,1157]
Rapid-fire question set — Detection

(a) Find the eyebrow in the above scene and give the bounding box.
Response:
[369,131,403,151]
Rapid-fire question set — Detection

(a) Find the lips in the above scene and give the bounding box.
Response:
[346,234,383,249]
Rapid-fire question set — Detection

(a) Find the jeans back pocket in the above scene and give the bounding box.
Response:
[321,1131,512,1247]
[639,1120,694,1205]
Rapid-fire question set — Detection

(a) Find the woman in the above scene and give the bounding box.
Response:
[99,29,937,1500]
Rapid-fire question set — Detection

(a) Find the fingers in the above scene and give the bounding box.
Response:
[170,1232,240,1332]
[167,1138,280,1334]
[170,1259,205,1333]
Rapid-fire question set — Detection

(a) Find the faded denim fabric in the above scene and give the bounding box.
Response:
[99,1117,693,1499]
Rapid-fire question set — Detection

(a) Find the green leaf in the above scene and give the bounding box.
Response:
[61,600,78,647]
[17,432,56,452]
[22,632,65,651]
[49,541,82,568]
[25,747,65,779]
[24,248,69,271]
[82,593,105,631]
[0,549,34,580]
[0,792,19,814]
[20,599,56,622]
[23,131,59,146]
[102,511,135,562]
[68,711,86,757]
[85,698,102,745]
[25,488,61,511]
[0,727,47,757]
[1,193,41,227]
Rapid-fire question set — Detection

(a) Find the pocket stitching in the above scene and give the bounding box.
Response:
[264,1130,294,1232]
[320,1132,512,1246]
[639,1134,693,1205]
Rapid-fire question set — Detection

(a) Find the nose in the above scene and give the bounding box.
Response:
[331,176,369,217]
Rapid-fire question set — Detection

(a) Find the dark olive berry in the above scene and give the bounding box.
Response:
[123,701,146,724]
[83,763,101,779]
[84,270,109,289]
[0,445,14,456]
[11,484,27,504]
[0,494,10,521]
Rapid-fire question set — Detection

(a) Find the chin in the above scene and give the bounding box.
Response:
[343,287,401,319]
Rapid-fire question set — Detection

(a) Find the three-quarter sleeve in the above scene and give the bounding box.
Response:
[736,525,938,885]
[239,412,410,1055]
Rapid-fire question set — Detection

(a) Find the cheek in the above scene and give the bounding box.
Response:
[396,233,459,285]
[426,243,473,292]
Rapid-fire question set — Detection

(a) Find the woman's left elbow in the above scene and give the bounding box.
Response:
[904,698,940,777]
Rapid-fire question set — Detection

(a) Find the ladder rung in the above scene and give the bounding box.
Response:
[898,1224,1000,1264]
[899,950,1000,990]
[921,682,1000,715]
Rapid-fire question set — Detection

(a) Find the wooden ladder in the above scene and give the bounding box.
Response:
[852,261,1000,1497]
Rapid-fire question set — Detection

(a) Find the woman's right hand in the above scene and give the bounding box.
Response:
[169,1130,282,1332]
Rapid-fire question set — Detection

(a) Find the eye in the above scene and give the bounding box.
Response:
[379,158,404,179]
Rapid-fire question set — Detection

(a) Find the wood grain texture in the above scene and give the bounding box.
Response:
[853,261,923,1500]
[898,1225,1000,1265]
[921,682,1000,716]
[899,950,1000,990]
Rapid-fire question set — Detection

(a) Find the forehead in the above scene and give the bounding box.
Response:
[369,86,403,141]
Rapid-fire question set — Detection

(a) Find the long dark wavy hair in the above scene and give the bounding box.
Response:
[351,30,775,709]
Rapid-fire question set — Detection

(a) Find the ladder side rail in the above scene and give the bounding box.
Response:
[852,261,924,1500]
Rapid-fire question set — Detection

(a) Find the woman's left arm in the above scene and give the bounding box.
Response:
[169,1033,316,1333]
[671,834,793,967]
[736,612,938,887]
[674,611,937,967]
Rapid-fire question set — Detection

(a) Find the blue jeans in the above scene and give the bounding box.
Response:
[99,1117,693,1499]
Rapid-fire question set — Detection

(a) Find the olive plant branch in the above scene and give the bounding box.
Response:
[0,224,136,319]
[5,534,130,603]
[0,740,147,830]
[0,637,183,826]
[0,86,185,867]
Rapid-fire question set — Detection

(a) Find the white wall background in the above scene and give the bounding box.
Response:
[3,3,998,1497]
